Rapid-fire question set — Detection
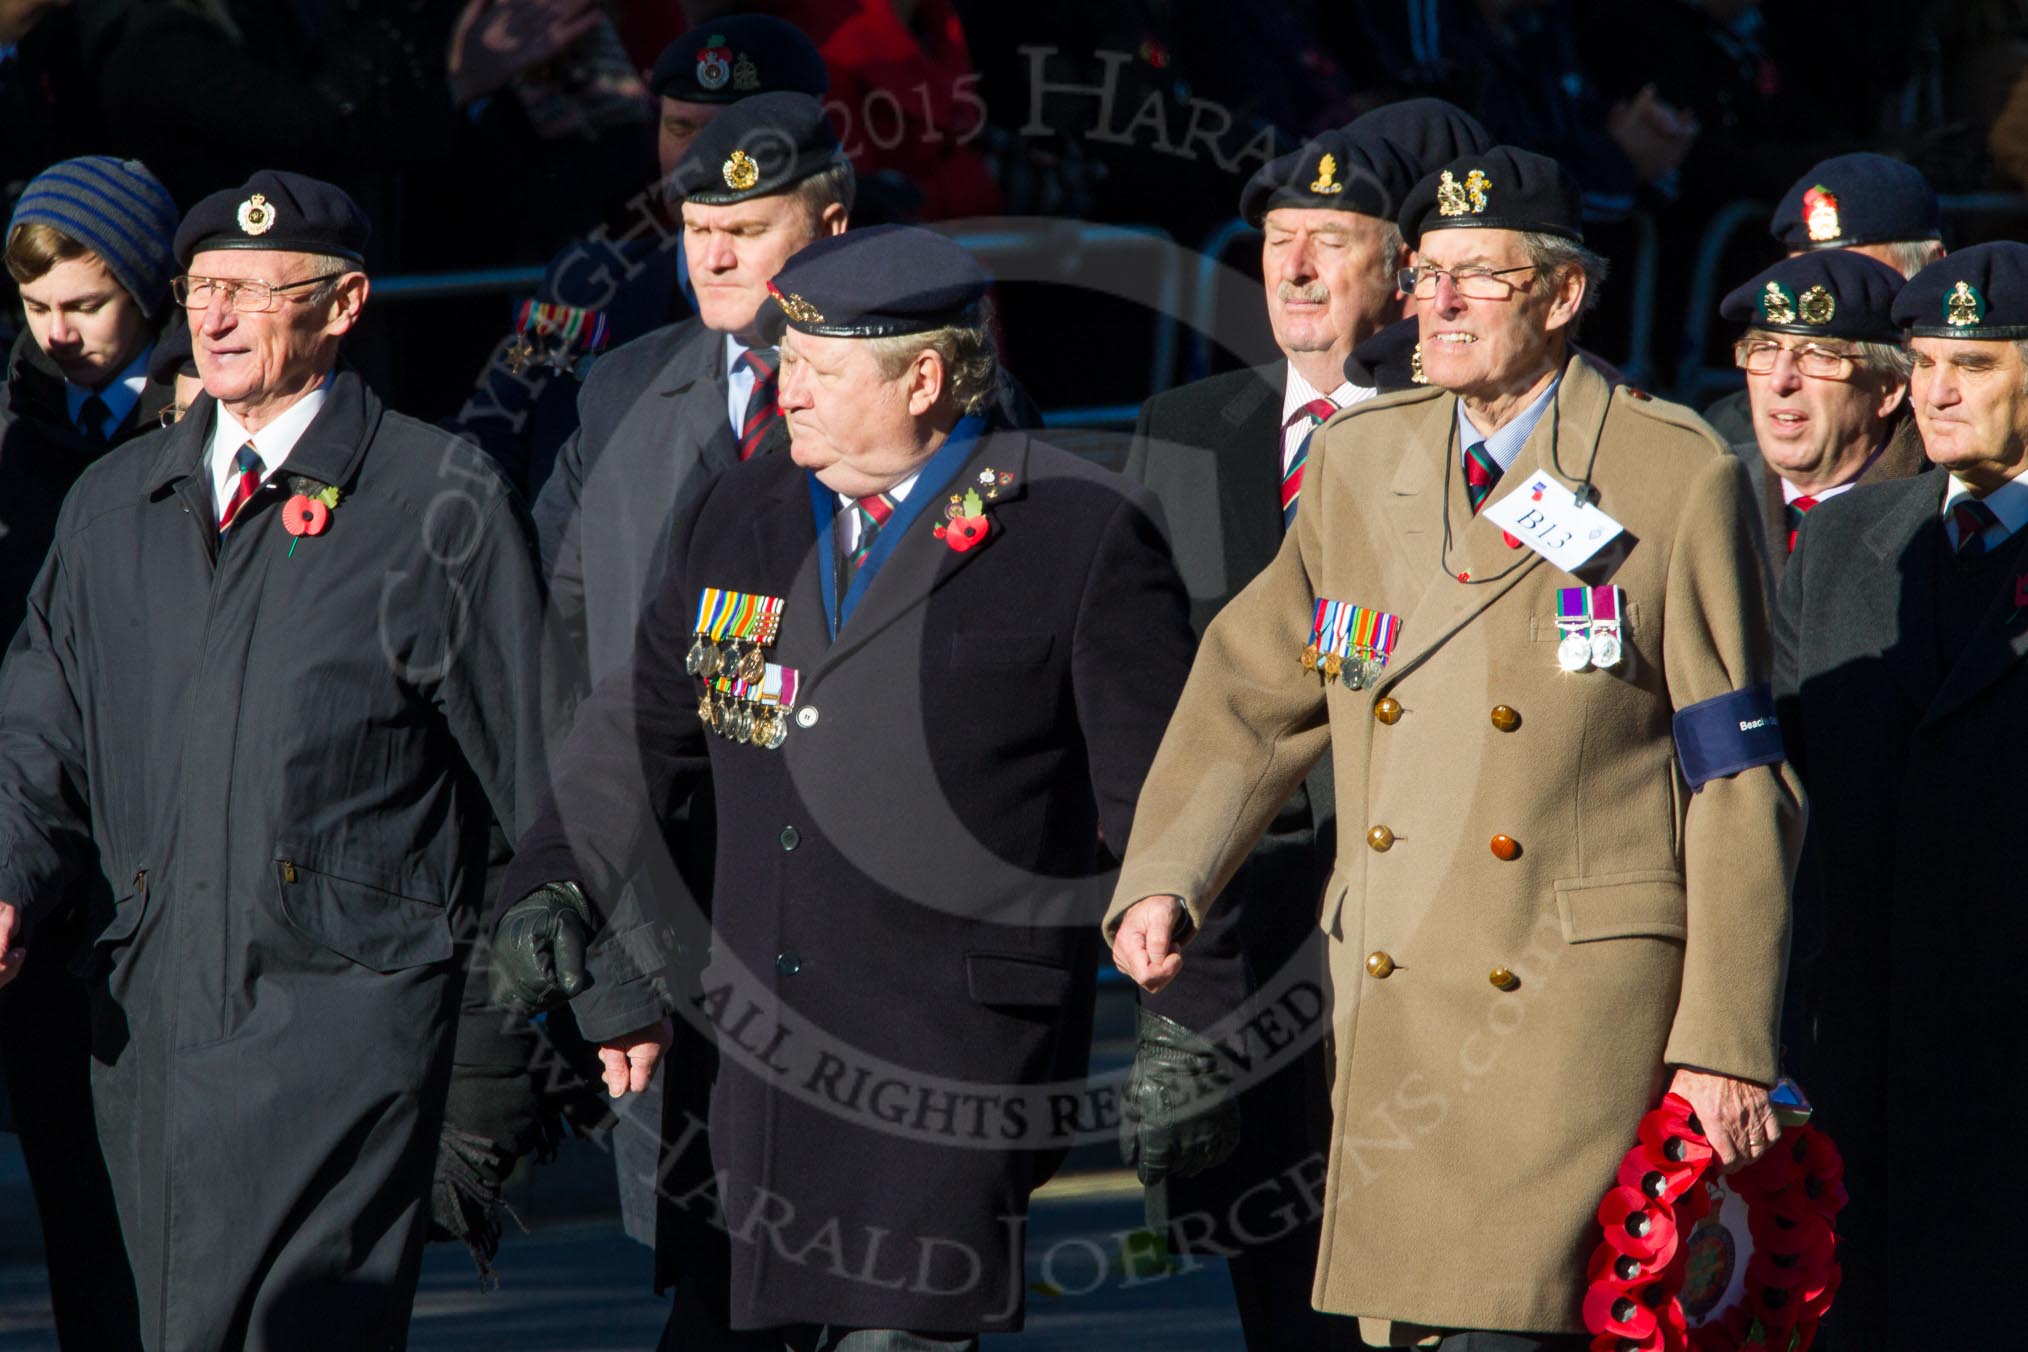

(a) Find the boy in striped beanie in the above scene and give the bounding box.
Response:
[5,155,177,438]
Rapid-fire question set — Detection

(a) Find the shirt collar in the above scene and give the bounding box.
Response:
[1282,361,1359,424]
[208,377,332,490]
[1943,467,2028,536]
[65,345,154,433]
[836,469,922,514]
[1457,374,1561,474]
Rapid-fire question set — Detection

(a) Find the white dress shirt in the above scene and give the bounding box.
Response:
[835,470,922,557]
[1942,468,2028,551]
[1280,363,1372,477]
[208,379,331,518]
[725,334,761,437]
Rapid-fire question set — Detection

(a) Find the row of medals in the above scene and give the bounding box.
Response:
[685,636,790,749]
[1301,646,1385,690]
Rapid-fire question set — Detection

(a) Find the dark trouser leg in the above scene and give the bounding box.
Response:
[0,947,142,1350]
[1366,1333,1591,1351]
[1224,1213,1361,1351]
[808,1328,980,1352]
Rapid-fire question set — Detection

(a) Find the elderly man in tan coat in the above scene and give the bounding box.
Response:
[1108,146,1804,1350]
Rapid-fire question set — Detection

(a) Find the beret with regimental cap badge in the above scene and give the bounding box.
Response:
[173,169,370,267]
[1239,126,1424,227]
[649,13,829,103]
[1398,145,1584,244]
[1347,97,1494,179]
[671,91,842,205]
[765,223,989,339]
[1771,153,1942,251]
[1720,249,1906,343]
[1894,241,2028,340]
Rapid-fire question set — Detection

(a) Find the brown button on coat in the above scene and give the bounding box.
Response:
[1106,355,1802,1335]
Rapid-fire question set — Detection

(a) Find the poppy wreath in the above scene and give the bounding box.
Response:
[1581,1092,1845,1352]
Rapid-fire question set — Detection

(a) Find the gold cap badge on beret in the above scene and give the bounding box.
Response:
[724,148,760,192]
[236,193,275,237]
[1310,153,1343,196]
[1798,285,1835,326]
[1803,184,1841,243]
[769,283,824,325]
[1947,281,1985,328]
[1760,280,1797,325]
[1436,168,1490,218]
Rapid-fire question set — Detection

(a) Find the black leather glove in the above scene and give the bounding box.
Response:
[489,881,594,1015]
[1120,1006,1241,1186]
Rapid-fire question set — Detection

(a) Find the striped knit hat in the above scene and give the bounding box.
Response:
[7,157,178,317]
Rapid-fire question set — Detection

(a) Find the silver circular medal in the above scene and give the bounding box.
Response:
[763,713,788,750]
[1590,630,1622,669]
[1557,632,1593,672]
[684,638,708,676]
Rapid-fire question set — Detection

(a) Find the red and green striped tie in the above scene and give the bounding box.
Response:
[737,348,781,460]
[1281,397,1336,529]
[1464,440,1503,515]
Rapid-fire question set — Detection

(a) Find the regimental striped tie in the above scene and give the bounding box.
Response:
[841,492,898,594]
[1463,440,1503,515]
[1784,494,1818,555]
[737,347,781,461]
[1281,397,1336,530]
[1951,497,2002,559]
[218,443,264,532]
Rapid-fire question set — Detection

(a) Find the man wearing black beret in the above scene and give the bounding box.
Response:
[1113,145,1800,1349]
[453,13,832,493]
[494,224,1195,1351]
[1119,99,1489,1352]
[1704,152,1947,444]
[1775,239,2028,1351]
[1718,249,1925,580]
[0,168,658,1348]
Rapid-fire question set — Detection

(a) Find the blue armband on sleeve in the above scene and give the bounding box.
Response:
[1672,682,1784,791]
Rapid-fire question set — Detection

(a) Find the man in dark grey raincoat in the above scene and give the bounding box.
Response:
[0,169,662,1349]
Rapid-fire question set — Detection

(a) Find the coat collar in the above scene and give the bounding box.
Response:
[1215,364,1287,592]
[145,367,379,496]
[1856,471,1948,711]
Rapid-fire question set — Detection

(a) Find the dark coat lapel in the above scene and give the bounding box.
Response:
[663,331,743,479]
[814,431,1031,678]
[1859,472,1948,713]
[747,466,832,667]
[1925,520,2028,727]
[1212,365,1286,589]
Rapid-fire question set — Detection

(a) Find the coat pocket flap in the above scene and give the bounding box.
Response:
[71,873,148,976]
[965,952,1072,1006]
[276,853,452,973]
[1554,870,1688,943]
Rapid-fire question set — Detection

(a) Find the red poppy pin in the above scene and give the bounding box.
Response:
[933,467,1015,554]
[282,479,341,556]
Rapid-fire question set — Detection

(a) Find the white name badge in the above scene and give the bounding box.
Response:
[1480,471,1625,572]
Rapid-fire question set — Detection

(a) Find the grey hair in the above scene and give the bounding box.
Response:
[1855,339,1913,381]
[1520,231,1610,320]
[295,253,360,306]
[1877,238,1946,280]
[864,300,999,417]
[792,156,857,228]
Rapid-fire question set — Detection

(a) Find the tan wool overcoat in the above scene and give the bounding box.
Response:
[1107,354,1803,1337]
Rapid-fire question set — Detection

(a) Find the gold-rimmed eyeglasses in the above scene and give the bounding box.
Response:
[1397,263,1538,301]
[1733,338,1862,381]
[170,272,344,313]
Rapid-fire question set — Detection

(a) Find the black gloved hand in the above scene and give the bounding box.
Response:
[1120,1006,1241,1186]
[489,881,594,1015]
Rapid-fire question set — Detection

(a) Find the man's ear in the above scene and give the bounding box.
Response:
[324,273,370,337]
[908,349,946,416]
[1543,264,1586,336]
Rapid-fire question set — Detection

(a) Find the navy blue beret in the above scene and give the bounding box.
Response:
[1894,241,2028,340]
[672,92,842,206]
[1240,127,1424,228]
[1720,249,1906,343]
[650,14,829,104]
[767,224,989,338]
[1770,153,1941,251]
[1348,98,1494,179]
[174,170,369,267]
[1399,145,1584,244]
